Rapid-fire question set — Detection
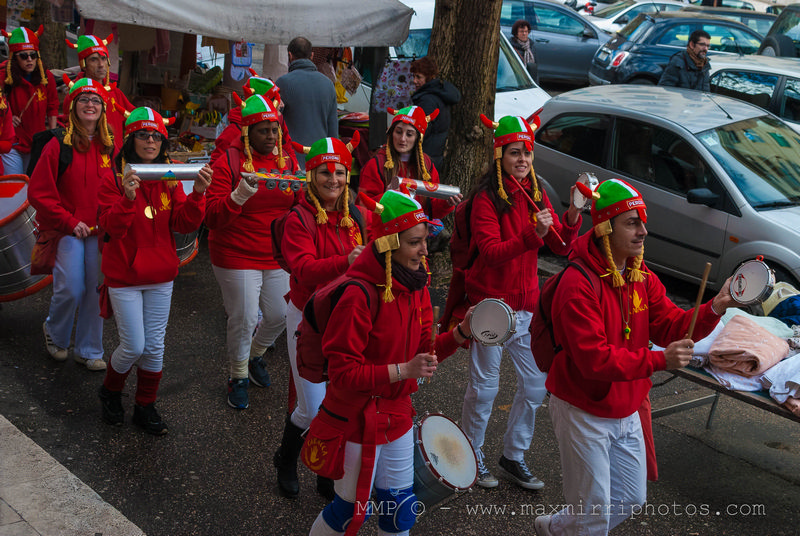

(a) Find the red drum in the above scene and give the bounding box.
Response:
[0,175,52,301]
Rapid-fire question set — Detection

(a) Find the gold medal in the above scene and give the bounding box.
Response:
[145,206,155,219]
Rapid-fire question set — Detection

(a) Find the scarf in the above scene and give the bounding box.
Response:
[512,36,535,65]
[686,46,707,70]
[391,259,429,292]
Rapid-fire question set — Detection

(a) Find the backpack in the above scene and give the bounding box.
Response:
[26,128,72,178]
[270,202,366,273]
[530,260,600,373]
[295,274,380,383]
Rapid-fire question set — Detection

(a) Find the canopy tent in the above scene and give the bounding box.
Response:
[74,0,414,46]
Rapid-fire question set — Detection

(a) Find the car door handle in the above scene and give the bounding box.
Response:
[535,38,549,43]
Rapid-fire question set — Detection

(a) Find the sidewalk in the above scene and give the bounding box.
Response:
[0,415,144,536]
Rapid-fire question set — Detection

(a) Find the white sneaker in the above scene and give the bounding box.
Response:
[43,322,68,361]
[534,515,553,536]
[74,356,107,371]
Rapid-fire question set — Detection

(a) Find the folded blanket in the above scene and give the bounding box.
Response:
[708,315,790,377]
[761,352,800,404]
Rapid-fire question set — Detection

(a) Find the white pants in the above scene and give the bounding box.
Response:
[460,310,545,461]
[549,395,647,536]
[46,235,104,361]
[212,265,289,378]
[310,428,414,536]
[107,282,173,373]
[2,149,29,176]
[287,301,326,429]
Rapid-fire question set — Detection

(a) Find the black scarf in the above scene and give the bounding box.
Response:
[372,244,428,292]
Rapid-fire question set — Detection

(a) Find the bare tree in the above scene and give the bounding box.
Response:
[428,0,502,193]
[31,0,67,70]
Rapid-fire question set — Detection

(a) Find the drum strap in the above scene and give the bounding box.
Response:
[346,397,378,536]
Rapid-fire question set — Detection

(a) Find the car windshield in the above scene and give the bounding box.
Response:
[396,29,533,91]
[697,115,800,209]
[594,0,636,19]
[619,14,655,41]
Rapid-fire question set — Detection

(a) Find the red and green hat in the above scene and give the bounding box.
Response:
[578,178,647,237]
[388,105,439,136]
[302,134,359,172]
[63,75,110,104]
[244,72,281,102]
[374,189,434,241]
[66,34,112,62]
[481,114,539,152]
[234,94,280,126]
[124,107,173,137]
[2,26,43,53]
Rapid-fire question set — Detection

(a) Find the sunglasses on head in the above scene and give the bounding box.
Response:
[17,52,39,61]
[76,96,104,106]
[133,131,164,142]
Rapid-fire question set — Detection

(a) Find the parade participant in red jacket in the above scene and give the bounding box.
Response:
[358,105,461,222]
[460,115,582,491]
[97,107,210,435]
[208,73,294,167]
[307,189,474,536]
[28,77,114,371]
[64,34,135,151]
[273,135,366,500]
[535,178,735,536]
[1,26,58,175]
[0,93,14,174]
[205,94,299,410]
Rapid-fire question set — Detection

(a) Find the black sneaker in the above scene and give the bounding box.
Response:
[248,356,271,387]
[498,456,544,490]
[98,386,124,426]
[132,403,168,435]
[227,378,249,409]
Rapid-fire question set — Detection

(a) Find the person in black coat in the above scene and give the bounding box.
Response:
[410,57,461,172]
[658,30,711,92]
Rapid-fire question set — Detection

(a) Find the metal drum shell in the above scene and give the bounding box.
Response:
[730,259,775,305]
[469,298,517,346]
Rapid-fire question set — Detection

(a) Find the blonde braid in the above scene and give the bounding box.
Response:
[384,138,394,171]
[382,250,394,303]
[276,127,286,169]
[4,60,11,85]
[241,126,255,173]
[0,95,5,111]
[37,59,46,85]
[63,119,74,146]
[305,169,329,225]
[601,234,625,287]
[530,169,542,202]
[418,137,431,181]
[496,159,510,203]
[340,184,354,228]
[629,248,646,283]
[98,113,113,149]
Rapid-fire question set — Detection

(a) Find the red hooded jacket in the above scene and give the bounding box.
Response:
[2,65,58,153]
[98,172,205,287]
[546,231,722,418]
[284,191,365,310]
[465,176,581,312]
[204,137,299,270]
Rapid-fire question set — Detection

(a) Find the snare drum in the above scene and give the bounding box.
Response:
[470,298,516,346]
[413,413,477,512]
[0,175,52,301]
[174,180,199,267]
[730,258,775,305]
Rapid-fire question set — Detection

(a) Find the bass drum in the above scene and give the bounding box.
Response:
[174,180,200,267]
[0,175,52,301]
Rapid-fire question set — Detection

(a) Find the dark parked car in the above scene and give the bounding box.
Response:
[757,3,800,56]
[681,5,776,36]
[589,12,763,85]
[501,0,612,84]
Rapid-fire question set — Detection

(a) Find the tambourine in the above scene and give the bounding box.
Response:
[573,172,599,210]
[730,257,775,305]
[469,298,516,346]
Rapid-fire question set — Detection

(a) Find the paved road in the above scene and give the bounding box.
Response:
[2,234,799,535]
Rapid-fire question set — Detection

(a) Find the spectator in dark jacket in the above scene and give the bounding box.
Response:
[510,19,538,84]
[410,57,461,172]
[658,30,711,92]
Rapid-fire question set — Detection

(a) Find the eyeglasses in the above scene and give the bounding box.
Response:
[133,131,164,142]
[76,96,104,106]
[17,52,39,61]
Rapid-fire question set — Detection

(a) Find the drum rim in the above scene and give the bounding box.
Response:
[416,412,478,491]
[730,259,775,304]
[470,298,515,345]
[0,176,31,228]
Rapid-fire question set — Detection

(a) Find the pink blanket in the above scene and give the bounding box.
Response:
[708,315,789,377]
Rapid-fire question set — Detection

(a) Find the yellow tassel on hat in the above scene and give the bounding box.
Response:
[601,234,625,288]
[242,126,255,173]
[495,159,509,203]
[276,128,286,169]
[629,249,646,283]
[5,61,12,85]
[37,59,47,85]
[417,137,431,181]
[382,250,394,303]
[384,136,394,171]
[531,170,542,202]
[306,182,329,225]
[63,121,74,146]
[340,185,354,228]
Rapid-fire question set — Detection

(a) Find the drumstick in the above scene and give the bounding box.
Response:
[505,174,566,246]
[425,306,440,384]
[686,262,712,340]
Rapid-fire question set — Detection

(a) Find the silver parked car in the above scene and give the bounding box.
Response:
[534,85,800,288]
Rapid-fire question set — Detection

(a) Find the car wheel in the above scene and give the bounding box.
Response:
[758,35,797,57]
[629,77,655,85]
[770,264,800,290]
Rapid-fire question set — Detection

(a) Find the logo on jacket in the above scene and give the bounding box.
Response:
[301,436,328,472]
[100,154,111,168]
[632,290,648,314]
[36,88,45,102]
[159,192,171,211]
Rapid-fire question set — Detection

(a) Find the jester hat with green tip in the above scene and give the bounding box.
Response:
[124,107,173,137]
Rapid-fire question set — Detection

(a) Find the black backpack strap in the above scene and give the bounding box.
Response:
[349,202,366,242]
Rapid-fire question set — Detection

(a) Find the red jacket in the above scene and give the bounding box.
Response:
[465,177,580,312]
[205,137,299,270]
[98,173,206,287]
[546,231,722,418]
[0,99,14,174]
[284,191,365,309]
[59,75,134,151]
[27,137,114,234]
[2,66,58,154]
[320,243,462,444]
[358,147,453,220]
[208,107,296,168]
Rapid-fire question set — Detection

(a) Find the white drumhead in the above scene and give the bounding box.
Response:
[470,299,514,345]
[731,260,772,304]
[418,414,476,490]
[574,172,598,210]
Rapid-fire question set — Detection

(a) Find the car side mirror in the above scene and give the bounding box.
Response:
[583,28,596,39]
[616,16,629,24]
[687,187,720,207]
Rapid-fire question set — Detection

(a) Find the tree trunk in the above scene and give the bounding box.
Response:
[428,0,502,194]
[31,0,67,70]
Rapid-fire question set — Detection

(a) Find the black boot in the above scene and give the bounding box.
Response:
[273,416,305,497]
[316,475,335,502]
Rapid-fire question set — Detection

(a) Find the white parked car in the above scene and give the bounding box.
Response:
[587,0,687,33]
